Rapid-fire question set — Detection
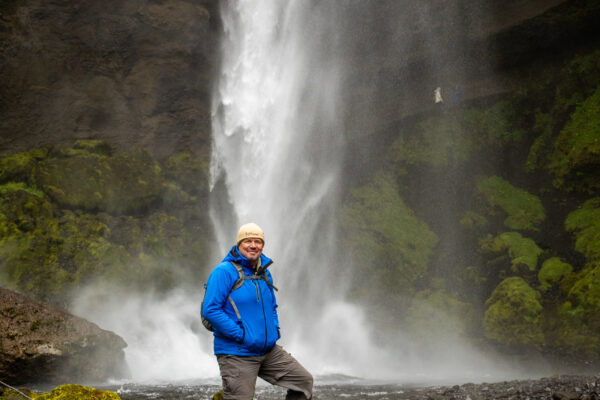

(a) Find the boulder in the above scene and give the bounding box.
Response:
[0,384,121,400]
[0,287,128,385]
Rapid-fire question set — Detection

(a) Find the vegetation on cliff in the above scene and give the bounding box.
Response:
[337,47,600,362]
[0,141,212,305]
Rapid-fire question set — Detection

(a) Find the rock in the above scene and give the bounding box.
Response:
[0,384,121,400]
[0,287,128,385]
[0,0,217,159]
[35,384,121,400]
[212,390,224,400]
[554,391,580,400]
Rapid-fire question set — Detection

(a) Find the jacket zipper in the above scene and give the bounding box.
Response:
[252,280,260,301]
[253,279,269,351]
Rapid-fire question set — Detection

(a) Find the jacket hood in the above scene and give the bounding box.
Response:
[223,245,273,273]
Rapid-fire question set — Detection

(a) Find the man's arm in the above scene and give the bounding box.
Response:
[267,270,280,338]
[202,265,245,343]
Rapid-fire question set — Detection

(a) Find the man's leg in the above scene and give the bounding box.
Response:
[258,345,313,399]
[217,354,262,400]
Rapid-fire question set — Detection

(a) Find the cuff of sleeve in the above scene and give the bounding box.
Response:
[236,327,245,344]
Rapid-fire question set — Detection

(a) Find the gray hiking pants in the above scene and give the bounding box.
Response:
[217,345,313,400]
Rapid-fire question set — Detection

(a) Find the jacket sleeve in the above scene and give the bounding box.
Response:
[202,264,245,343]
[267,270,280,335]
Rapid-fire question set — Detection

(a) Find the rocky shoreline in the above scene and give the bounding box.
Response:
[386,375,600,400]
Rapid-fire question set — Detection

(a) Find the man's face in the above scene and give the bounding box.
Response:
[238,238,263,264]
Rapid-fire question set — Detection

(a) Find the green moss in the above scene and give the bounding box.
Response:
[460,211,488,229]
[551,300,600,356]
[212,390,224,400]
[0,387,37,400]
[72,139,113,156]
[549,87,600,192]
[34,384,121,400]
[566,264,600,332]
[481,232,543,272]
[477,176,546,231]
[0,147,48,184]
[404,287,474,338]
[36,148,164,214]
[538,257,573,291]
[339,172,438,295]
[520,50,600,174]
[0,182,45,198]
[565,197,600,261]
[483,276,544,346]
[525,111,554,172]
[164,152,209,197]
[0,186,53,231]
[463,101,524,147]
[389,116,471,167]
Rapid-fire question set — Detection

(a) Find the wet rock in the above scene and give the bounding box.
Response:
[553,391,579,399]
[0,287,128,385]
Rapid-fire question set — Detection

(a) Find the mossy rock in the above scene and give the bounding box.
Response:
[551,300,600,356]
[538,257,573,291]
[483,276,544,346]
[0,387,37,400]
[566,264,600,332]
[0,184,52,232]
[212,390,224,400]
[460,210,488,229]
[480,232,543,272]
[34,384,121,400]
[565,197,600,261]
[339,172,438,292]
[0,147,49,184]
[389,116,471,167]
[549,87,600,192]
[477,176,545,231]
[36,148,164,214]
[165,152,209,197]
[404,287,474,338]
[71,139,113,156]
[462,100,524,147]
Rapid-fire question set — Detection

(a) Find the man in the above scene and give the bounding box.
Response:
[202,222,313,400]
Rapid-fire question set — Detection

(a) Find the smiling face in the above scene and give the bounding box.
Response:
[238,238,264,268]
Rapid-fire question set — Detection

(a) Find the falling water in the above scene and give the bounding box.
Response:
[209,0,387,377]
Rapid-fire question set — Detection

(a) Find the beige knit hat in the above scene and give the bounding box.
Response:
[236,222,265,246]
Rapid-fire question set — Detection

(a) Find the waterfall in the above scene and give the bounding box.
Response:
[209,0,386,377]
[68,1,540,384]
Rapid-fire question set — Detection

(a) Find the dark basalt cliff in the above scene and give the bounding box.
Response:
[0,0,219,159]
[2,0,598,158]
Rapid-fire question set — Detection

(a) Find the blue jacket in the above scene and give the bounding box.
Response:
[202,245,280,356]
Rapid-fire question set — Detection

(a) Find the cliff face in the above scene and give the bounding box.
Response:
[2,0,600,373]
[1,0,593,159]
[0,0,218,159]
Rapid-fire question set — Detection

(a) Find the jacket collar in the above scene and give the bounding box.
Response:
[223,245,273,274]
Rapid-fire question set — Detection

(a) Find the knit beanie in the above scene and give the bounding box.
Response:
[236,222,265,246]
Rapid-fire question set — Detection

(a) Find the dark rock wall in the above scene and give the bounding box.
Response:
[0,0,219,159]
